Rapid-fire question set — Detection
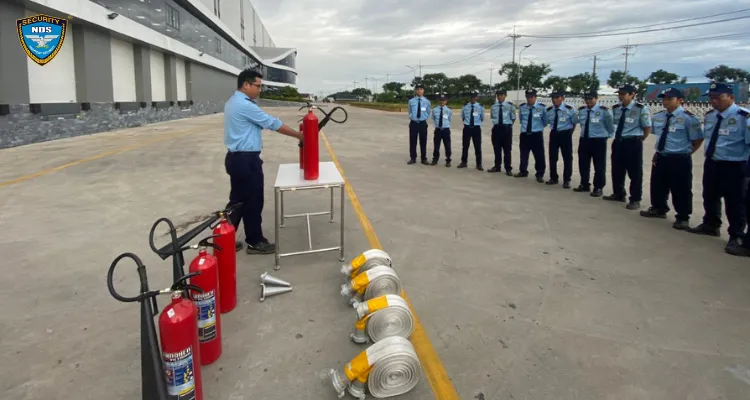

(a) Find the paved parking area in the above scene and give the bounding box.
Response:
[1,104,750,400]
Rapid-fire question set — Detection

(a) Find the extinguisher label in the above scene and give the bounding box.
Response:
[194,290,217,343]
[163,347,196,400]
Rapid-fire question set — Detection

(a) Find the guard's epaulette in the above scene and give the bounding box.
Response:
[520,103,527,107]
[684,110,695,117]
[565,104,573,110]
[507,101,514,104]
[612,104,621,109]
[599,105,609,110]
[578,105,586,110]
[738,108,749,117]
[537,103,545,107]
[635,102,644,108]
[706,109,716,116]
[546,106,553,111]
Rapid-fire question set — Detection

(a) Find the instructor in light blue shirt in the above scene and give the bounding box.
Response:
[223,69,303,254]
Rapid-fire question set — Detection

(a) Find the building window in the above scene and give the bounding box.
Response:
[240,0,245,40]
[165,5,180,30]
[213,0,221,17]
[215,37,222,53]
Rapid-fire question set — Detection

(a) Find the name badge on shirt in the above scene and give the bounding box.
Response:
[591,118,600,123]
[473,113,478,117]
[533,112,541,118]
[560,116,567,122]
[625,117,635,123]
[443,115,448,119]
[718,128,730,136]
[668,126,677,133]
[421,107,426,111]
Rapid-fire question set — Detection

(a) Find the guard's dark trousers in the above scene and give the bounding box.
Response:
[611,137,644,201]
[491,124,513,172]
[461,126,482,165]
[700,159,747,238]
[225,151,265,245]
[409,121,428,161]
[578,137,608,189]
[519,132,546,178]
[549,129,573,182]
[432,128,452,162]
[650,153,692,221]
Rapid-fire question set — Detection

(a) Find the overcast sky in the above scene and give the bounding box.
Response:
[252,1,750,95]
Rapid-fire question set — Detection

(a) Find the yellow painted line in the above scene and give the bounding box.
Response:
[321,131,460,400]
[0,128,200,188]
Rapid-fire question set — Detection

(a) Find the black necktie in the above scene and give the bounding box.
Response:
[584,110,591,139]
[439,107,444,128]
[705,114,724,160]
[526,107,533,133]
[656,113,673,152]
[615,107,627,140]
[470,104,474,126]
[552,109,559,133]
[417,98,421,119]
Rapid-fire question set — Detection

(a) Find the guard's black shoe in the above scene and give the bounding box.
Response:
[573,185,590,192]
[626,201,641,210]
[563,181,571,189]
[725,237,745,255]
[536,176,545,183]
[235,241,243,252]
[545,179,558,185]
[407,159,416,165]
[488,167,501,173]
[603,194,626,202]
[672,220,690,230]
[457,163,467,168]
[421,159,430,165]
[431,159,438,166]
[506,170,513,176]
[514,172,528,178]
[247,240,275,254]
[476,165,484,171]
[686,223,721,237]
[640,208,667,218]
[446,161,451,167]
[590,188,603,197]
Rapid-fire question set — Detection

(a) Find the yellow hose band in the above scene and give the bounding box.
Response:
[350,271,372,293]
[351,254,367,269]
[344,351,371,381]
[355,313,372,330]
[365,295,390,313]
[355,368,372,383]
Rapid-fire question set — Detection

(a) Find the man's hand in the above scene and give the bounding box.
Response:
[277,123,304,141]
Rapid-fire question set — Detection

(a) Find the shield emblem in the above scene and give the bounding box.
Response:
[16,14,68,66]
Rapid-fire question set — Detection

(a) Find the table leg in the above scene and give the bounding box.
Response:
[339,184,345,262]
[280,190,285,228]
[274,188,281,270]
[330,186,335,223]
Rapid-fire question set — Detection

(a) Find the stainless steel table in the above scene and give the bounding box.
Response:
[273,162,345,270]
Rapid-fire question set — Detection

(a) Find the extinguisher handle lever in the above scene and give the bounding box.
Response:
[106,252,162,303]
[196,234,222,252]
[170,271,201,292]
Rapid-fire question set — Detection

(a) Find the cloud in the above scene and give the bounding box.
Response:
[253,0,750,94]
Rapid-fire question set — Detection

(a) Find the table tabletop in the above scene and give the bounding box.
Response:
[274,162,344,189]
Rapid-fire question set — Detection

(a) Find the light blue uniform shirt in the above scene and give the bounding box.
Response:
[432,105,452,128]
[224,91,283,152]
[408,96,431,122]
[703,103,750,161]
[461,102,484,126]
[652,106,704,154]
[491,100,516,125]
[612,102,651,137]
[545,103,579,131]
[578,104,614,139]
[519,102,548,133]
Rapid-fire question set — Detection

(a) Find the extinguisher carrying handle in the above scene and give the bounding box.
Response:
[148,217,181,260]
[317,106,348,130]
[106,252,164,303]
[208,202,244,230]
[195,234,223,252]
[170,271,204,301]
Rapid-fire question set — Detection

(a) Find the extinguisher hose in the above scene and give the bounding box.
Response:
[317,106,348,130]
[106,252,204,303]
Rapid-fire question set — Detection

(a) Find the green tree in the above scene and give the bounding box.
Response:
[567,73,599,96]
[542,75,569,93]
[351,87,372,97]
[647,69,680,84]
[382,81,405,93]
[420,73,449,94]
[705,65,750,82]
[497,62,551,91]
[453,74,483,94]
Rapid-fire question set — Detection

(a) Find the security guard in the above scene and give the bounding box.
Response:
[407,84,431,165]
[640,87,704,229]
[545,91,579,188]
[431,92,452,167]
[687,82,750,255]
[458,90,484,170]
[488,89,515,175]
[516,89,548,182]
[574,90,614,197]
[224,69,303,254]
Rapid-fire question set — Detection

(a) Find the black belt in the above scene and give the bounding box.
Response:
[411,120,426,124]
[657,152,690,158]
[618,136,642,140]
[524,131,543,134]
[228,150,260,155]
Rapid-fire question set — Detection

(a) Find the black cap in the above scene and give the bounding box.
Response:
[617,84,637,94]
[657,87,685,99]
[495,89,507,95]
[525,89,537,97]
[703,82,733,96]
[470,90,479,97]
[550,91,565,98]
[438,92,447,100]
[583,90,598,99]
[415,83,424,89]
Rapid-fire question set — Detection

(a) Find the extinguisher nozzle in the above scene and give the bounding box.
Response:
[260,272,292,287]
[260,283,293,302]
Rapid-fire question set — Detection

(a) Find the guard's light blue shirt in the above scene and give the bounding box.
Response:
[224,91,283,152]
[578,104,615,138]
[652,106,704,154]
[491,100,515,125]
[703,103,750,161]
[432,105,452,128]
[408,96,431,122]
[545,103,579,131]
[461,102,484,126]
[613,101,652,137]
[519,102,548,133]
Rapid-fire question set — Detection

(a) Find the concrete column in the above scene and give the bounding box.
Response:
[73,24,113,103]
[0,1,30,104]
[185,61,193,101]
[133,44,152,103]
[164,53,177,102]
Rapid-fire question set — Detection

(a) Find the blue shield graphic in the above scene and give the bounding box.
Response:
[16,14,68,66]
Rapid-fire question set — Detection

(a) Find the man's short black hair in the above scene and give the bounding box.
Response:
[237,69,263,89]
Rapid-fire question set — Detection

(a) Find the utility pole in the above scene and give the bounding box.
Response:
[592,55,597,86]
[418,59,422,78]
[508,25,521,65]
[386,73,390,83]
[621,39,637,80]
[365,77,368,90]
[353,80,359,90]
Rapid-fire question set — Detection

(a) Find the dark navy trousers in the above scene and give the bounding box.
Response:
[225,151,265,245]
[701,159,746,238]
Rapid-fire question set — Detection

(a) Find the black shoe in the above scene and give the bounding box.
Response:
[603,194,626,202]
[488,167,501,173]
[686,223,721,237]
[446,161,451,167]
[407,159,416,165]
[590,188,603,197]
[421,159,430,165]
[431,160,438,166]
[476,165,484,171]
[626,201,640,210]
[672,220,690,230]
[235,241,243,252]
[640,208,667,219]
[545,179,558,185]
[506,170,513,176]
[514,172,528,178]
[726,238,750,257]
[457,162,467,168]
[247,240,275,254]
[563,181,571,189]
[535,176,544,183]
[573,185,590,192]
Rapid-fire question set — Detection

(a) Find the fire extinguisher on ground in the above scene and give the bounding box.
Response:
[212,211,237,314]
[187,236,223,365]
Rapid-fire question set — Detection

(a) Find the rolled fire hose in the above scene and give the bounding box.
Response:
[330,336,421,399]
[341,265,402,305]
[350,294,414,344]
[341,249,393,278]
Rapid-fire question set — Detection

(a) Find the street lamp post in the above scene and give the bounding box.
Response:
[516,44,531,103]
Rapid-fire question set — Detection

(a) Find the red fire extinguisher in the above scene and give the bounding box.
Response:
[212,212,237,314]
[188,236,222,365]
[302,109,320,180]
[299,122,305,170]
[159,276,205,400]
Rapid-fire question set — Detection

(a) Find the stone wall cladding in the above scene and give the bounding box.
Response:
[0,99,307,149]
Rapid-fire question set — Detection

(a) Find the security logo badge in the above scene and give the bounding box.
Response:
[16,14,68,66]
[728,118,737,126]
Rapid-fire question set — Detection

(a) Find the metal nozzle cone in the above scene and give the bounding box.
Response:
[260,283,293,302]
[260,271,292,287]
